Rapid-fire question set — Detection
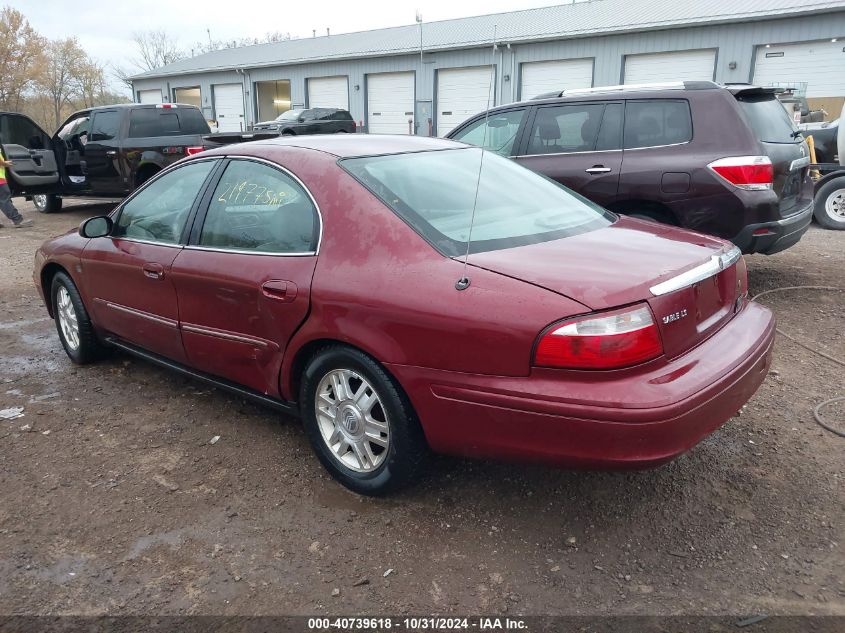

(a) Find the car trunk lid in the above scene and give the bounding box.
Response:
[467,217,744,359]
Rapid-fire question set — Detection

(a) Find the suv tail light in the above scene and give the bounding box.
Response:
[352,119,357,132]
[186,146,205,156]
[534,304,663,370]
[707,156,773,191]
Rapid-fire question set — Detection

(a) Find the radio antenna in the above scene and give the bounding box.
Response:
[455,25,497,291]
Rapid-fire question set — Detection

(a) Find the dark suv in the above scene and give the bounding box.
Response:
[1,103,210,212]
[252,108,356,135]
[447,82,814,255]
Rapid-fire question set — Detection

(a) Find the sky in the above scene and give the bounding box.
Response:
[10,0,571,92]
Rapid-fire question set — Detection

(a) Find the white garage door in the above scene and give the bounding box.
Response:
[624,49,715,84]
[137,89,162,104]
[213,83,245,133]
[367,72,415,134]
[753,40,845,98]
[437,66,494,136]
[308,76,349,109]
[520,59,593,99]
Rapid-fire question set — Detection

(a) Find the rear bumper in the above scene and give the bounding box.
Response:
[731,196,814,255]
[388,301,775,468]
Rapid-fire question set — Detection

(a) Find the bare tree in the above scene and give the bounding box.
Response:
[75,60,107,108]
[114,29,184,88]
[38,38,87,127]
[0,7,47,111]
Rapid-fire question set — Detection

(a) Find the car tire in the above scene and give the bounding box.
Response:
[281,130,295,136]
[336,130,348,133]
[813,179,845,230]
[33,194,63,213]
[50,271,106,365]
[299,345,429,495]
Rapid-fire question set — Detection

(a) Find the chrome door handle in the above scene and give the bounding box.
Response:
[585,166,611,174]
[142,263,164,279]
[106,150,117,157]
[261,279,297,303]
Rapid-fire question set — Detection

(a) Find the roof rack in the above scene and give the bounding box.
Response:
[530,80,719,100]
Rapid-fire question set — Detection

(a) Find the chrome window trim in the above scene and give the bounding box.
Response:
[623,140,691,151]
[110,237,183,249]
[518,148,624,159]
[183,245,317,257]
[649,247,742,296]
[200,154,324,256]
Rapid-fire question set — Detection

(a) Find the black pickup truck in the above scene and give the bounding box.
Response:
[0,103,210,212]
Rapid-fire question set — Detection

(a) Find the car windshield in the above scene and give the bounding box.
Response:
[276,110,304,121]
[341,148,613,256]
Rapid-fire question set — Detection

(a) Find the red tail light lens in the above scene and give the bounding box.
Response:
[534,304,663,370]
[352,120,357,132]
[186,146,205,156]
[707,156,773,191]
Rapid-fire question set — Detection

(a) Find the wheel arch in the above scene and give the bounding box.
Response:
[282,336,406,407]
[815,170,845,191]
[40,262,70,318]
[607,199,681,225]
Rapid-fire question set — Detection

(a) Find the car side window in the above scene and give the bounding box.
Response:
[89,110,122,142]
[0,114,51,150]
[451,109,525,156]
[526,104,605,155]
[113,160,216,243]
[595,103,623,151]
[623,100,692,149]
[199,160,318,254]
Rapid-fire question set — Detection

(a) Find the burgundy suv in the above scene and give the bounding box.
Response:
[447,82,814,255]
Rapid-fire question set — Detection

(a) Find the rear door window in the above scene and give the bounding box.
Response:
[623,100,692,149]
[736,96,800,143]
[199,160,319,254]
[178,108,211,134]
[595,102,623,151]
[526,103,605,155]
[450,109,526,156]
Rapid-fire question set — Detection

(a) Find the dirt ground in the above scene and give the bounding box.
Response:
[0,199,842,617]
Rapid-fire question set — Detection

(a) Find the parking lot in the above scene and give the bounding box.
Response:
[0,199,842,616]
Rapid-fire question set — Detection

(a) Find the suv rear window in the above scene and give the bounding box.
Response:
[623,100,692,149]
[341,148,612,256]
[736,96,799,144]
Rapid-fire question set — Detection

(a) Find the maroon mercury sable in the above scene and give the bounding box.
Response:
[34,135,775,495]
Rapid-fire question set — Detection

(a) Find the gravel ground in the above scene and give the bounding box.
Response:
[0,198,842,616]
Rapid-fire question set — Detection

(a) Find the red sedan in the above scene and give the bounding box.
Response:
[34,135,775,495]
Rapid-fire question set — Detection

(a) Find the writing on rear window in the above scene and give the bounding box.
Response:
[216,180,289,206]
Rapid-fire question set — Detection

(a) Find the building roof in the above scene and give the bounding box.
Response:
[132,0,845,80]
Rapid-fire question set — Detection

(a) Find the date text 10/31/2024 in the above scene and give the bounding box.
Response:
[307,617,528,630]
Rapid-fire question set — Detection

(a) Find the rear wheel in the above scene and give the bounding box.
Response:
[281,130,295,136]
[33,194,62,213]
[50,272,105,364]
[299,345,428,495]
[814,179,845,230]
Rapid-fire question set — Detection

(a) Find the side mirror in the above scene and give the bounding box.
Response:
[298,117,306,123]
[79,215,113,238]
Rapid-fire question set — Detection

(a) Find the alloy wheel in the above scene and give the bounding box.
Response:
[824,188,845,221]
[315,369,390,472]
[32,194,47,211]
[56,286,80,350]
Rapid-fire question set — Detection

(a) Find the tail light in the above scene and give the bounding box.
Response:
[707,156,773,191]
[186,146,205,156]
[352,120,357,132]
[534,304,663,370]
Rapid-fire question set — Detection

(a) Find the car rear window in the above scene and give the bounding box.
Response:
[128,107,210,137]
[623,100,692,149]
[736,95,800,144]
[341,148,613,256]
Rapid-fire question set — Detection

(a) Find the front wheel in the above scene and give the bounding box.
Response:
[814,179,845,230]
[33,194,63,213]
[299,345,428,495]
[50,271,105,364]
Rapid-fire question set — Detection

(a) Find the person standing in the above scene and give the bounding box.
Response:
[0,144,33,228]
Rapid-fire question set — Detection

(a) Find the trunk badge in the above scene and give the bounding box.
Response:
[662,309,688,325]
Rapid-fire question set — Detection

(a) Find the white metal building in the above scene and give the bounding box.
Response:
[130,0,845,135]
